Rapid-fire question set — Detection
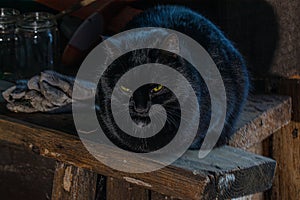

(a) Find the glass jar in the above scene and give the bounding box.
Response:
[0,8,20,82]
[15,12,60,79]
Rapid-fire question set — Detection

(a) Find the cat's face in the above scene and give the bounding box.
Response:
[95,30,198,152]
[99,30,182,122]
[120,82,182,128]
[99,52,182,129]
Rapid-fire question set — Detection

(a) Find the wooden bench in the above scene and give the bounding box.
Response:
[0,94,291,199]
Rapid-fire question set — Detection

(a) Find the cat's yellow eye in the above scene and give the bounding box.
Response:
[120,85,131,93]
[152,85,163,93]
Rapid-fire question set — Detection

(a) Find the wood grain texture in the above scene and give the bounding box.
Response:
[174,147,276,199]
[271,121,300,200]
[0,95,288,199]
[98,95,287,200]
[0,115,276,199]
[107,177,149,200]
[0,115,209,199]
[230,95,291,149]
[272,79,300,200]
[255,77,300,199]
[51,161,98,200]
[242,140,271,200]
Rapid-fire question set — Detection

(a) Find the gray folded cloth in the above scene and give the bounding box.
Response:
[2,70,96,113]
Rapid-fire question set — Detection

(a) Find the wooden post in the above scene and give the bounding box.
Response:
[51,162,98,200]
[271,122,300,199]
[263,78,300,199]
[106,177,149,200]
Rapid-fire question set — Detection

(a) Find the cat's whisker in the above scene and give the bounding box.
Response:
[164,110,193,125]
[153,109,180,127]
[152,114,166,128]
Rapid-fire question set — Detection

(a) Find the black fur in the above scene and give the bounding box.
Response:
[96,5,249,152]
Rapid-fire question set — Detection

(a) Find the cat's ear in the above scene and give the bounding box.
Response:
[161,34,180,54]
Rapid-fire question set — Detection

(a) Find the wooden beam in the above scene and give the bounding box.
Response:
[0,116,276,199]
[271,78,300,200]
[146,95,291,200]
[0,116,208,199]
[257,78,300,199]
[229,95,291,149]
[175,147,276,199]
[51,162,98,200]
[0,94,289,199]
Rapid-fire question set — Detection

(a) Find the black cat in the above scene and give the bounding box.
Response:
[96,5,249,152]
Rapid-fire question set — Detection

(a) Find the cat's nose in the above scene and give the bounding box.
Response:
[134,106,148,114]
[133,102,150,114]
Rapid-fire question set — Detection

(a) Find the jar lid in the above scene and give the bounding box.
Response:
[0,8,20,24]
[17,12,57,30]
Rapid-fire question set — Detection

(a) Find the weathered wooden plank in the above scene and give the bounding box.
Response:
[51,161,97,200]
[229,95,291,149]
[148,94,290,200]
[0,95,291,151]
[0,94,289,199]
[0,115,210,199]
[107,177,149,200]
[0,115,276,199]
[241,139,271,200]
[175,146,276,199]
[151,95,291,200]
[271,121,300,200]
